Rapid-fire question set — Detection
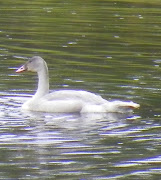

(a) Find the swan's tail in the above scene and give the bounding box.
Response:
[80,101,139,113]
[104,101,140,113]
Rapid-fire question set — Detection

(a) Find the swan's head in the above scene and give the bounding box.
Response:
[16,56,47,73]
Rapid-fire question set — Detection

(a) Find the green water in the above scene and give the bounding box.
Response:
[0,0,161,179]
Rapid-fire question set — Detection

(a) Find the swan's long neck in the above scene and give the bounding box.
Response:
[34,61,49,98]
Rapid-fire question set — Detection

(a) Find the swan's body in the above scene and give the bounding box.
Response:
[16,56,139,113]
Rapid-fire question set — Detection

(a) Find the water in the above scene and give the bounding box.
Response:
[0,0,161,179]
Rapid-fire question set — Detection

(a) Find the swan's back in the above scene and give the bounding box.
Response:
[45,90,107,104]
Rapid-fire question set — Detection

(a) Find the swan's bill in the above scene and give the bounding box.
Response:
[16,65,26,73]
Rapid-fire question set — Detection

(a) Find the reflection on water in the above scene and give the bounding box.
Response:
[0,93,161,179]
[0,0,161,179]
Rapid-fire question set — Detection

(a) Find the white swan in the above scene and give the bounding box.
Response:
[16,56,140,113]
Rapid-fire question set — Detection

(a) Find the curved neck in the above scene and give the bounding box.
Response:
[34,62,49,98]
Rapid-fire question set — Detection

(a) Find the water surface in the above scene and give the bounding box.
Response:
[0,0,161,179]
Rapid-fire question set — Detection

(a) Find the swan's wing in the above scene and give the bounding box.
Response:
[42,90,139,113]
[43,90,107,104]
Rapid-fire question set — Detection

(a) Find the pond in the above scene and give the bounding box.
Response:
[0,0,161,179]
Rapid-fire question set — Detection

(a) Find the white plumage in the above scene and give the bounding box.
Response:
[16,56,140,113]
